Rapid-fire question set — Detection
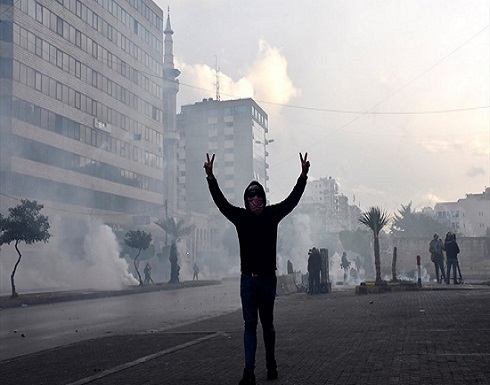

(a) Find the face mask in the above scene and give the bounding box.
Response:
[247,196,264,215]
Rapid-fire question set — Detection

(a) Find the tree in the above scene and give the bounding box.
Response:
[0,200,51,298]
[391,202,447,237]
[359,207,390,283]
[124,230,152,285]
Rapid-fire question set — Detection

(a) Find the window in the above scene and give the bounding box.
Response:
[35,36,42,56]
[35,2,43,23]
[75,91,81,109]
[56,16,63,36]
[75,29,81,47]
[75,60,81,78]
[92,13,98,30]
[75,0,82,17]
[56,82,62,100]
[35,71,42,91]
[56,49,62,68]
[92,41,98,58]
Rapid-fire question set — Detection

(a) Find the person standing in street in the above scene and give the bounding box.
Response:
[444,232,460,284]
[429,233,446,283]
[204,152,310,385]
[307,248,321,294]
[341,251,350,284]
[193,262,200,281]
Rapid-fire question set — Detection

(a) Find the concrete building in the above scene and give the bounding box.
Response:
[177,98,270,215]
[0,0,166,227]
[434,187,490,237]
[300,176,360,232]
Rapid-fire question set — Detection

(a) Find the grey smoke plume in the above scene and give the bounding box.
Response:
[0,217,137,294]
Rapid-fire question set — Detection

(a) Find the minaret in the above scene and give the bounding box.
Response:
[162,8,181,218]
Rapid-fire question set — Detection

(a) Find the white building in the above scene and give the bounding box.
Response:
[0,0,167,227]
[434,187,490,237]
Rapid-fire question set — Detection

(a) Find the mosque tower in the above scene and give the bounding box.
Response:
[162,8,181,217]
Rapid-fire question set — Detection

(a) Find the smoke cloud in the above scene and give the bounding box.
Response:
[0,217,137,295]
[176,38,298,106]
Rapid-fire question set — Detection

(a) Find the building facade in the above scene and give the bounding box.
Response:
[300,176,360,232]
[0,0,166,227]
[177,98,270,215]
[434,187,490,237]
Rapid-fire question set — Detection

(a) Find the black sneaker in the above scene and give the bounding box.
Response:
[267,368,278,380]
[239,369,256,385]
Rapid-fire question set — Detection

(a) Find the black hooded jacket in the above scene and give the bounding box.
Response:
[207,176,307,276]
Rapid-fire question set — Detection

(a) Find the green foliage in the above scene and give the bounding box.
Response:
[359,206,390,236]
[359,207,390,283]
[124,230,152,257]
[391,202,448,237]
[1,199,51,246]
[155,217,195,243]
[1,199,51,297]
[124,230,152,285]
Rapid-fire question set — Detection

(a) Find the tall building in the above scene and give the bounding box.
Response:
[177,98,270,216]
[0,0,166,227]
[300,176,361,232]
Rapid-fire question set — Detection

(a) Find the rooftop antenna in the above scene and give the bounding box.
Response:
[214,55,220,101]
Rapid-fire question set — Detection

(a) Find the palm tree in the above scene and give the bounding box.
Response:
[155,217,195,244]
[359,207,390,283]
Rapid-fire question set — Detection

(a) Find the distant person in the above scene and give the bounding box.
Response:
[204,152,309,385]
[444,232,460,285]
[354,255,362,272]
[340,252,351,283]
[307,248,322,294]
[143,262,154,284]
[287,259,294,275]
[193,262,200,281]
[429,233,446,283]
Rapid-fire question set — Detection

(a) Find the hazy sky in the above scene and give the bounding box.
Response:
[156,0,489,214]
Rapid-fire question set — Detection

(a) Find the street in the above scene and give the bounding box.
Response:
[0,280,240,361]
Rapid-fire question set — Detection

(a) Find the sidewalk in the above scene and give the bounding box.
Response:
[2,283,489,385]
[0,279,222,309]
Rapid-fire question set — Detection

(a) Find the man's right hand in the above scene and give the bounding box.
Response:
[204,153,215,178]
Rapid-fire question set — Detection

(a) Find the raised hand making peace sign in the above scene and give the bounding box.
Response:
[300,152,310,178]
[204,153,215,179]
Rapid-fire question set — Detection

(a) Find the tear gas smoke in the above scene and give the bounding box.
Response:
[0,217,138,295]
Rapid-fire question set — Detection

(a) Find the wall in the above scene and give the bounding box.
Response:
[390,237,490,283]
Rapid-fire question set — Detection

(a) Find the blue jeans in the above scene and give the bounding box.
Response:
[240,273,277,372]
[446,259,458,283]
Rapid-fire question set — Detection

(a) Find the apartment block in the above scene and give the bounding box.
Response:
[434,187,490,237]
[177,98,270,215]
[0,0,166,226]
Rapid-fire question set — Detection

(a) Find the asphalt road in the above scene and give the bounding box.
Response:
[0,280,241,361]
